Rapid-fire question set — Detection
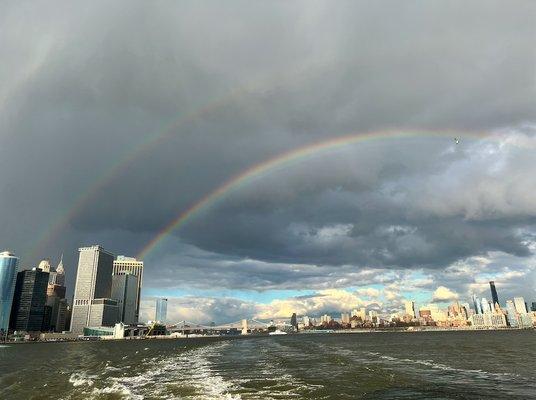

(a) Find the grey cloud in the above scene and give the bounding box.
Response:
[1,1,535,298]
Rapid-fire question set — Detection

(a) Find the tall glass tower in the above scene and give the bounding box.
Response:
[155,298,168,323]
[472,294,480,314]
[489,281,499,307]
[0,251,19,333]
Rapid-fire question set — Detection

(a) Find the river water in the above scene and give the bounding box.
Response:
[0,330,534,399]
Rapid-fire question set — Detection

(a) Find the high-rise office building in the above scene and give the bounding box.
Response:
[471,294,480,314]
[155,298,168,323]
[513,297,527,314]
[48,254,65,286]
[113,256,143,323]
[111,273,138,325]
[489,281,499,307]
[320,314,332,324]
[404,300,416,318]
[290,312,297,329]
[70,246,116,334]
[506,300,518,327]
[44,255,67,333]
[0,251,19,333]
[9,268,49,332]
[351,307,366,321]
[531,302,536,312]
[87,298,119,327]
[45,285,67,333]
[481,297,492,314]
[38,259,51,273]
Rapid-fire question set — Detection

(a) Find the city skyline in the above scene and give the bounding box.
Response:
[1,1,535,326]
[4,246,536,325]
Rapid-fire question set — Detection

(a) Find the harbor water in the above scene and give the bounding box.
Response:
[0,330,534,399]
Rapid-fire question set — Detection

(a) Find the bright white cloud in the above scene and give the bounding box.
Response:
[255,289,373,319]
[432,286,459,302]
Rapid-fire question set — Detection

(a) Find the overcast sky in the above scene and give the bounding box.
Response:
[1,1,536,323]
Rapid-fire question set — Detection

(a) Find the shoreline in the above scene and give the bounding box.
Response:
[2,326,533,345]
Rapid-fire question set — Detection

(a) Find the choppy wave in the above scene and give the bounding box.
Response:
[364,351,521,381]
[68,372,96,388]
[7,332,534,400]
[98,341,240,399]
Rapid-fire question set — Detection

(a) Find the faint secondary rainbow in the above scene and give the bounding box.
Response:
[137,128,496,259]
[23,96,237,258]
[25,64,319,262]
[24,84,263,261]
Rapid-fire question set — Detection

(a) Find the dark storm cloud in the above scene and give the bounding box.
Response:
[1,1,536,295]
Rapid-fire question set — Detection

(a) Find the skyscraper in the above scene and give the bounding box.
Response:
[113,256,143,323]
[9,268,49,332]
[481,297,492,314]
[404,300,416,318]
[506,300,518,327]
[45,257,67,333]
[38,259,51,273]
[155,298,167,323]
[0,251,18,333]
[472,294,480,314]
[290,312,298,331]
[48,254,65,286]
[489,281,499,307]
[513,297,527,314]
[70,246,116,334]
[111,273,138,325]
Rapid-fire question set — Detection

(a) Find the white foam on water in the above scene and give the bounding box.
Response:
[69,372,96,388]
[366,351,521,381]
[223,340,324,399]
[91,382,143,400]
[98,341,242,399]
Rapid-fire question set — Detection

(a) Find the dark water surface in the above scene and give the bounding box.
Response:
[0,330,534,399]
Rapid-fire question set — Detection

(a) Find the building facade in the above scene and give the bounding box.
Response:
[111,273,138,325]
[87,299,119,328]
[513,297,527,314]
[155,298,168,323]
[112,256,143,323]
[489,281,499,307]
[0,251,19,333]
[469,313,507,329]
[48,254,65,286]
[404,300,416,318]
[506,300,518,327]
[71,246,116,334]
[9,268,49,332]
[471,294,480,314]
